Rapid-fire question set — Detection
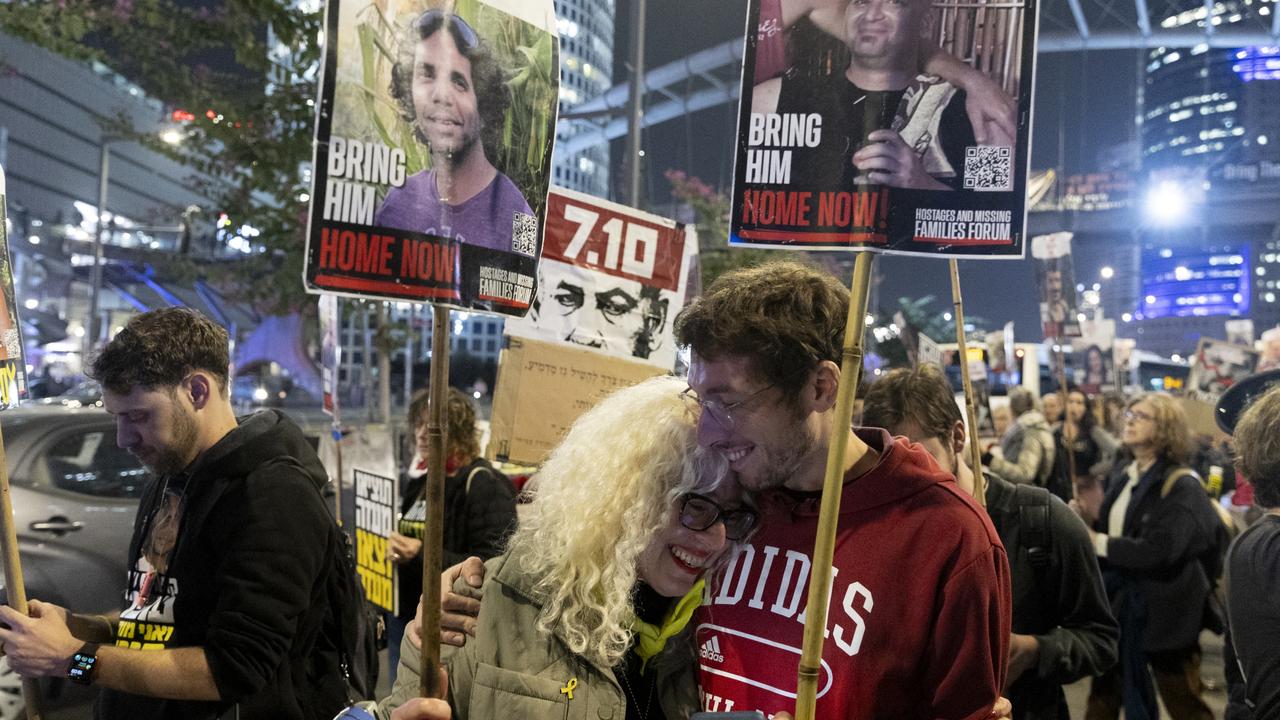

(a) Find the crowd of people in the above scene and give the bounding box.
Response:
[0,261,1276,720]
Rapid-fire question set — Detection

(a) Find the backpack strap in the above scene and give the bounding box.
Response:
[1160,466,1200,498]
[465,465,486,496]
[1014,483,1052,571]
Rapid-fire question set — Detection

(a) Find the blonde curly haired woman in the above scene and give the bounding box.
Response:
[379,375,756,720]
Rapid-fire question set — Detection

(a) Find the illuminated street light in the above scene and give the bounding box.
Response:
[1100,266,1114,279]
[160,128,185,145]
[1145,180,1189,225]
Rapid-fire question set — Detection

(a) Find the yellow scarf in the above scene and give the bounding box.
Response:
[631,579,705,672]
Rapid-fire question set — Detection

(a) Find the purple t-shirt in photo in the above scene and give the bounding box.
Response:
[375,168,534,253]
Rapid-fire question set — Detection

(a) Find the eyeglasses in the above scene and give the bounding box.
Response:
[1124,409,1154,423]
[679,493,759,541]
[415,8,479,50]
[679,384,776,430]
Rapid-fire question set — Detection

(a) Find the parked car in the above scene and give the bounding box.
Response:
[0,406,149,718]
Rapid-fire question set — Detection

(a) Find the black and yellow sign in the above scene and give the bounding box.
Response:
[354,467,397,614]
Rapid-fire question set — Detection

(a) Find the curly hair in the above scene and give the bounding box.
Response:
[389,10,509,159]
[510,376,741,669]
[90,307,230,396]
[1128,392,1191,464]
[674,261,849,400]
[406,386,481,460]
[1234,384,1280,508]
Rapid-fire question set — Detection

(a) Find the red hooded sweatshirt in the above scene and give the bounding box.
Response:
[694,429,1011,719]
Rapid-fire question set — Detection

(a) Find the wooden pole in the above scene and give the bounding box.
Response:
[949,259,986,506]
[1056,342,1078,494]
[419,304,450,698]
[794,252,873,720]
[332,421,344,525]
[0,423,45,720]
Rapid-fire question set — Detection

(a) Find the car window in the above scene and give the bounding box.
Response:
[45,429,150,498]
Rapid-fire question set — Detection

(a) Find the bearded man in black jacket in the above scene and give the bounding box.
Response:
[0,307,347,720]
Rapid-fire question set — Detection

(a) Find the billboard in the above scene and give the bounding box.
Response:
[503,188,697,369]
[1139,243,1250,320]
[727,0,1037,256]
[303,0,558,314]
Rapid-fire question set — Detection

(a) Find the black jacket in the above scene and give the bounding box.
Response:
[97,410,347,720]
[984,472,1118,720]
[1093,457,1220,653]
[395,457,517,622]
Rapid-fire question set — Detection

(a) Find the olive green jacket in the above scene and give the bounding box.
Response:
[379,547,700,719]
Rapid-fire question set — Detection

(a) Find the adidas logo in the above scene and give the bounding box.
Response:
[699,635,725,663]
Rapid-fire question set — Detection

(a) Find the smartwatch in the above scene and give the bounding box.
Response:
[67,642,100,685]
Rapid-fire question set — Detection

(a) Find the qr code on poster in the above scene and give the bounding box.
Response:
[963,146,1013,192]
[511,212,538,257]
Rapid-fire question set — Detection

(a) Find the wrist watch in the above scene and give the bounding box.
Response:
[67,642,100,685]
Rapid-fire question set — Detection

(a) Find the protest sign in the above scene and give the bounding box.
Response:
[504,188,696,369]
[487,336,665,465]
[319,294,341,416]
[1072,317,1115,394]
[728,0,1037,256]
[1187,337,1261,404]
[1260,326,1280,372]
[303,0,558,314]
[0,167,25,408]
[353,468,397,613]
[1225,318,1255,347]
[1031,232,1081,339]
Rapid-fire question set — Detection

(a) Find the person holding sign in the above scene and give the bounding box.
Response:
[0,308,349,719]
[378,376,757,719]
[675,262,1010,718]
[752,0,978,191]
[385,387,516,678]
[375,9,534,252]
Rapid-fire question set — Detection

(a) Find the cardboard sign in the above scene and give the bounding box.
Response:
[487,336,665,465]
[0,166,27,409]
[303,0,558,315]
[1187,338,1261,404]
[353,468,397,613]
[504,188,696,368]
[1031,232,1082,339]
[728,0,1037,256]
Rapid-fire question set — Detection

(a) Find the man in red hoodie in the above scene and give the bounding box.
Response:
[675,261,1011,718]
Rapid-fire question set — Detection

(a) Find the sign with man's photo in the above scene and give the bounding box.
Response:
[728,0,1037,256]
[1031,232,1081,340]
[1187,337,1261,404]
[504,187,697,369]
[303,0,558,315]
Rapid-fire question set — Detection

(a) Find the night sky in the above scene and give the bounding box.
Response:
[608,0,1143,339]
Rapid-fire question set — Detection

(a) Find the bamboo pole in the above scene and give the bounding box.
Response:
[949,259,986,505]
[1056,342,1077,494]
[419,304,450,698]
[333,421,344,525]
[0,423,45,720]
[794,252,873,720]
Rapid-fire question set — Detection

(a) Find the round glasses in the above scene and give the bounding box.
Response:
[679,384,776,430]
[679,493,758,541]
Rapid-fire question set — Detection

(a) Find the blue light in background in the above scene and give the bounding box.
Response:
[1140,243,1251,319]
[1233,47,1280,82]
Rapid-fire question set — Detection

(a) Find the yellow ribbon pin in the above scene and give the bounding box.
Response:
[560,678,577,700]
